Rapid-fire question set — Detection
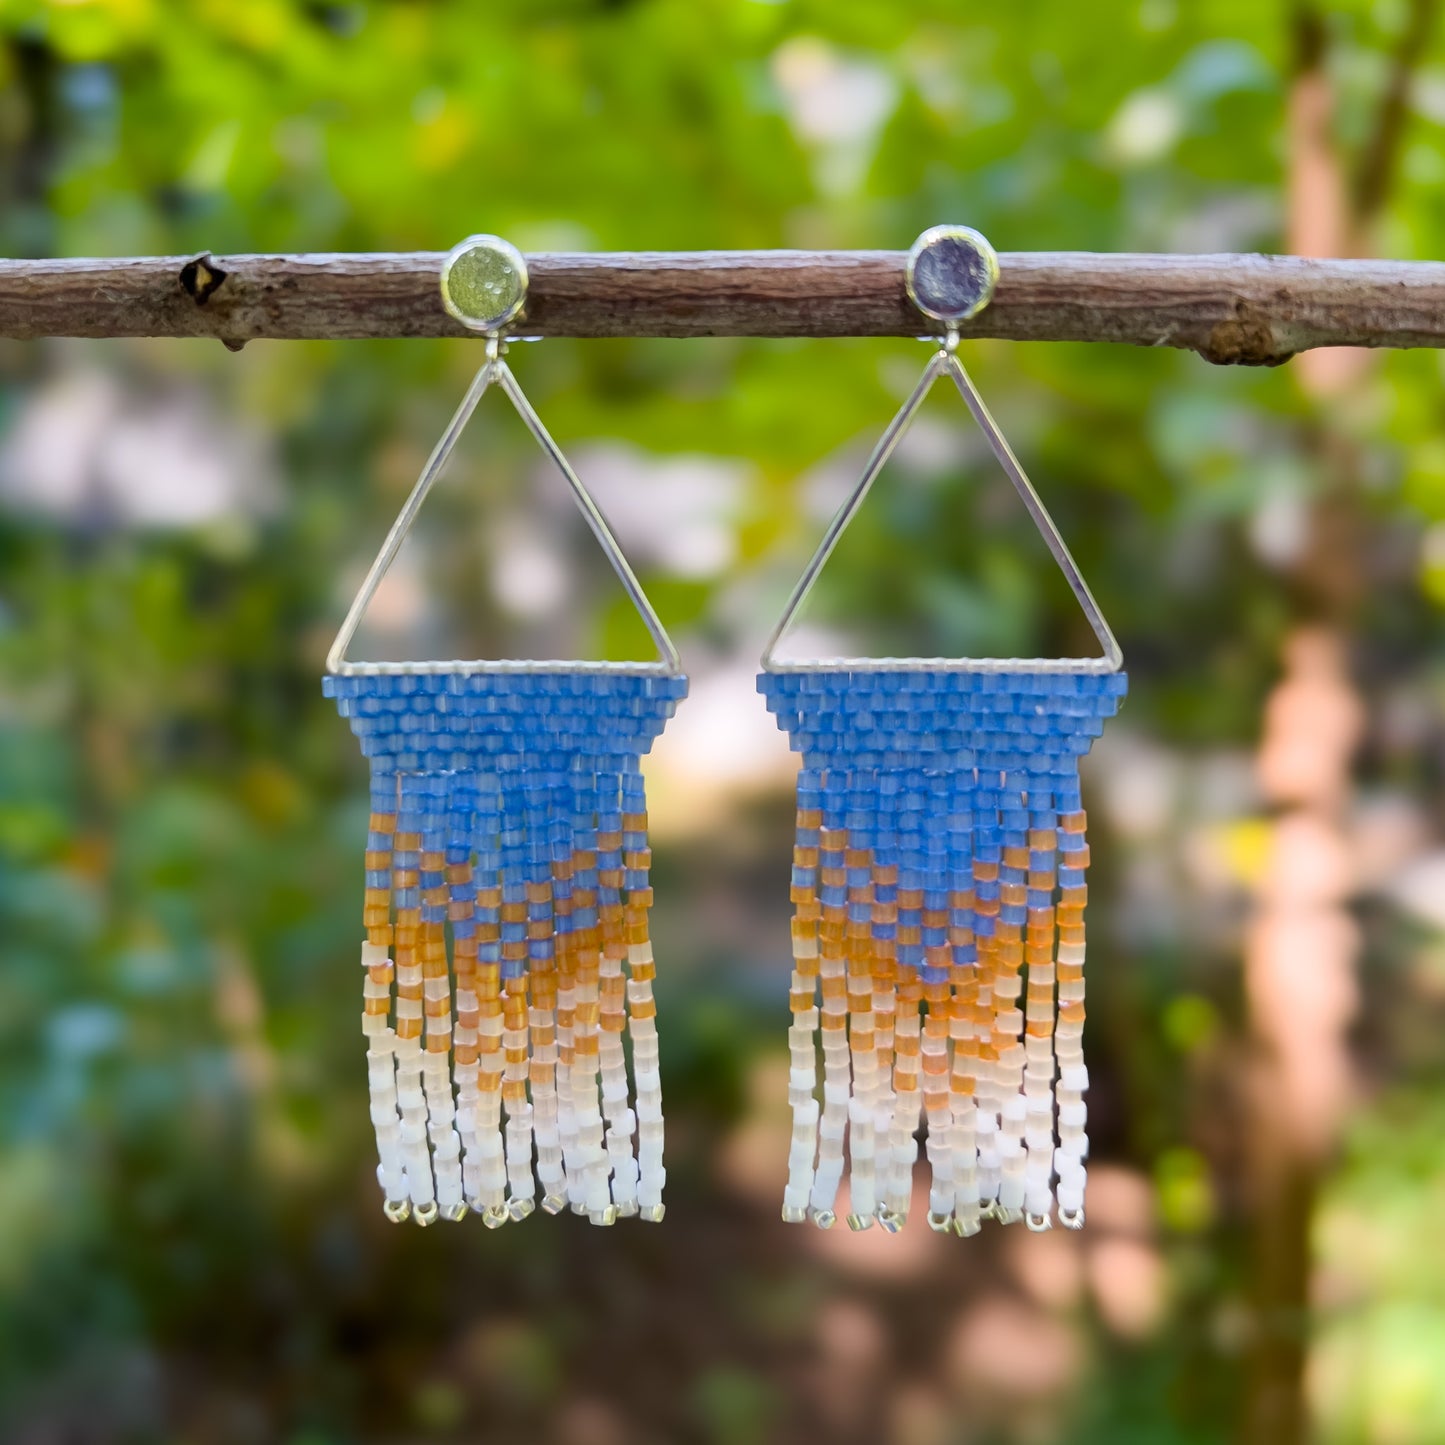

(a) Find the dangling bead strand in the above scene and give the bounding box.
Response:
[783,773,822,1225]
[362,781,409,1218]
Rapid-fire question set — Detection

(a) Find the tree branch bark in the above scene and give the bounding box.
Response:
[3,250,1445,363]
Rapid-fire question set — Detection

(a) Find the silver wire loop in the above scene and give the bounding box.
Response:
[327,240,683,678]
[760,226,1123,675]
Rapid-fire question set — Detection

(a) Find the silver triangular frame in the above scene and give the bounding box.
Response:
[327,349,682,678]
[760,346,1123,673]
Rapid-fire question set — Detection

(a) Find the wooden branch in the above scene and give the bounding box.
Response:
[3,250,1445,364]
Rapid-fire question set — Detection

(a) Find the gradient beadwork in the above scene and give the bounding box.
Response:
[758,666,1126,1234]
[325,669,686,1227]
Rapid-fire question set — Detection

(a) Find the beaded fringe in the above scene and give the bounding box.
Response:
[325,671,686,1226]
[759,668,1126,1234]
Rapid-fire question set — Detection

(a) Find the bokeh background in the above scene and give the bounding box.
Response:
[4,2,1445,1442]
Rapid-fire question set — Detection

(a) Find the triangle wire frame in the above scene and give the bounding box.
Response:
[327,344,683,678]
[759,344,1124,674]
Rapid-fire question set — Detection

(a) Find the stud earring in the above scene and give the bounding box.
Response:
[324,236,686,1228]
[758,225,1126,1236]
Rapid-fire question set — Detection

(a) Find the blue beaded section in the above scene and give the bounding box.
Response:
[759,668,1126,980]
[327,670,687,920]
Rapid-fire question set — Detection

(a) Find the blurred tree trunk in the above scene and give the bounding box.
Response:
[1242,6,1436,1442]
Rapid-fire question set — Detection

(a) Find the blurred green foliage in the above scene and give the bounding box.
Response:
[2,2,1445,1443]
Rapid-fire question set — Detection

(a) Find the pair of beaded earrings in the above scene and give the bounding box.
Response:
[323,227,1125,1237]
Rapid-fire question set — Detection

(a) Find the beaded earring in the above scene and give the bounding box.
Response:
[324,237,686,1228]
[758,226,1126,1236]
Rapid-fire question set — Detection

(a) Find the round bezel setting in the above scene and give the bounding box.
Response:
[905,224,1000,324]
[440,234,529,332]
